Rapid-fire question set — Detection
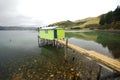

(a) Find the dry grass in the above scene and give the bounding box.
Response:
[72,17,100,29]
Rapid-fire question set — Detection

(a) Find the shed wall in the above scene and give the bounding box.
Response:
[57,29,65,39]
[39,29,65,40]
[39,29,54,40]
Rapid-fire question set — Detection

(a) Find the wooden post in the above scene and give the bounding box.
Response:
[38,27,39,32]
[38,35,40,47]
[56,39,60,48]
[48,40,50,45]
[40,39,42,46]
[43,39,45,46]
[64,38,68,62]
[97,65,102,80]
[53,39,55,47]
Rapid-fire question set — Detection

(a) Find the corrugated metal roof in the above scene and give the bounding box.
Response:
[41,26,56,29]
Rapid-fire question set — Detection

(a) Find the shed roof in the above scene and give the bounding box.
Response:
[41,27,56,29]
[40,26,63,30]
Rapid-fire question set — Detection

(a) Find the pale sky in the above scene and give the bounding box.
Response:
[0,0,120,26]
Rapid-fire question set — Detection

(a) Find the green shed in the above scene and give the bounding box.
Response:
[39,27,65,40]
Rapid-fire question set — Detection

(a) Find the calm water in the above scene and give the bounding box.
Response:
[66,31,120,59]
[0,30,120,80]
[0,31,41,61]
[0,30,65,80]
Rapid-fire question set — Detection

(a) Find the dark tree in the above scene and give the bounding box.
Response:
[99,5,120,25]
[105,11,113,24]
[113,5,120,21]
[99,14,105,25]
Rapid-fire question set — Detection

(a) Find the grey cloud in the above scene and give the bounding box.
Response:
[0,0,18,15]
[0,0,42,26]
[0,15,41,26]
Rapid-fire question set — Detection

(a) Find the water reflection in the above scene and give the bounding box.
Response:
[0,30,119,80]
[66,31,120,59]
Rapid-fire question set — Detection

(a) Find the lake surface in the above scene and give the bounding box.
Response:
[0,31,41,61]
[66,31,120,59]
[0,30,66,80]
[0,30,120,80]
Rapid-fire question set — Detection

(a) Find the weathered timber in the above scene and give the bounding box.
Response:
[55,39,120,72]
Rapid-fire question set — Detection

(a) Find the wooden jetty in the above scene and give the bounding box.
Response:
[38,27,120,79]
[55,39,120,72]
[38,27,120,72]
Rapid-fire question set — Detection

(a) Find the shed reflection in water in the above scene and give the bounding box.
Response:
[0,31,120,80]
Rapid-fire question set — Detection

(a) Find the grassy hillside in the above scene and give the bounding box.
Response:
[48,20,75,28]
[48,17,100,30]
[73,17,100,29]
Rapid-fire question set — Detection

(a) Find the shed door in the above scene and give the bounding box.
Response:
[54,30,57,38]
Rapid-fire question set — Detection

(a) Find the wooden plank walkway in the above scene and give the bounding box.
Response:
[56,39,120,72]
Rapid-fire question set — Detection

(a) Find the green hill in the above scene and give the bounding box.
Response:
[48,20,75,28]
[73,17,100,29]
[48,17,100,30]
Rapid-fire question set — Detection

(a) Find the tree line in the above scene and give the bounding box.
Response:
[99,6,120,25]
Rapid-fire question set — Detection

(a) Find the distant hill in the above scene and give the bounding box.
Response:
[48,20,75,28]
[0,26,37,30]
[73,17,100,29]
[48,17,100,30]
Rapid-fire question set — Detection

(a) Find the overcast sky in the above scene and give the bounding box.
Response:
[0,0,120,26]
